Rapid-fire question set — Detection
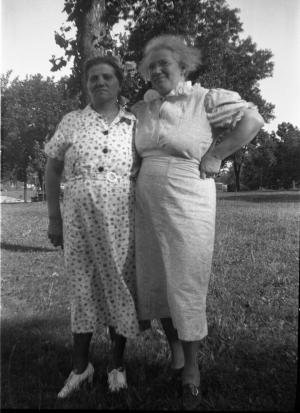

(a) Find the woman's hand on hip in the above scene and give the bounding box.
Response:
[199,153,222,179]
[48,217,63,249]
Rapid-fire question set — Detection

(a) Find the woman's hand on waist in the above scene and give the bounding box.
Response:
[199,153,222,179]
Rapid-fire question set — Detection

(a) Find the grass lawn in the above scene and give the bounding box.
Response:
[1,191,299,410]
[1,188,36,201]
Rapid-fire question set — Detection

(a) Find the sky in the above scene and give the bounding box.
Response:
[1,0,299,132]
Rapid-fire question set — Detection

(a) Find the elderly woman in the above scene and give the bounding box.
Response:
[131,35,264,410]
[45,56,139,398]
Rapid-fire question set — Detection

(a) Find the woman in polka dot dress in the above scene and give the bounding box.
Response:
[45,56,140,398]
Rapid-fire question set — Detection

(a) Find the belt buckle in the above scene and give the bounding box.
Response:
[106,171,118,183]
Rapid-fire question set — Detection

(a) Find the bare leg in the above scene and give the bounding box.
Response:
[73,332,93,374]
[161,317,184,370]
[181,340,201,386]
[108,326,127,369]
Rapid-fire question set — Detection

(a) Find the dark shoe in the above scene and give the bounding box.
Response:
[182,383,202,410]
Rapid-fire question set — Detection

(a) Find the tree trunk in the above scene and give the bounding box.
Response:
[38,170,44,192]
[259,169,263,190]
[37,171,46,201]
[23,174,28,203]
[79,0,106,105]
[233,157,241,192]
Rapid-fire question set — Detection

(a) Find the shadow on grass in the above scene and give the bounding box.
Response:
[0,316,182,410]
[1,317,297,410]
[200,326,298,411]
[218,193,300,203]
[0,242,56,253]
[1,315,71,409]
[203,345,297,411]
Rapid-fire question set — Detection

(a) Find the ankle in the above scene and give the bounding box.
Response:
[182,364,200,386]
[73,361,89,374]
[108,353,125,370]
[170,342,184,370]
[171,360,185,370]
[108,360,124,371]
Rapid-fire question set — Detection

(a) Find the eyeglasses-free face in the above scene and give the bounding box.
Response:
[147,48,185,96]
[86,63,121,106]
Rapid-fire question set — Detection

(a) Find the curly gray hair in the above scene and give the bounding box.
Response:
[139,34,202,81]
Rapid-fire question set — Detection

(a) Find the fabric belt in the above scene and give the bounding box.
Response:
[67,171,132,183]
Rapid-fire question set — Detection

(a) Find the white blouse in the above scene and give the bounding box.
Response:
[132,81,258,161]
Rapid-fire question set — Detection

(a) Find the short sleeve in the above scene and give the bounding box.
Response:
[204,88,258,129]
[44,113,73,161]
[130,100,145,117]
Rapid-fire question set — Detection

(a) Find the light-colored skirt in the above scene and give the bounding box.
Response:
[135,156,216,341]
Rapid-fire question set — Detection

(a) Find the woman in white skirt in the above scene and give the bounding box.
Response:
[131,35,264,410]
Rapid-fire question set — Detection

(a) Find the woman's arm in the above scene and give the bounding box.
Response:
[211,108,264,160]
[200,108,264,177]
[45,157,64,247]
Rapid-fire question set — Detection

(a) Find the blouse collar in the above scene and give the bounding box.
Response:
[143,80,193,102]
[83,104,135,121]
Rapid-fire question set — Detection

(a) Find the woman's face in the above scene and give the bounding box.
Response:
[148,48,184,96]
[86,63,120,106]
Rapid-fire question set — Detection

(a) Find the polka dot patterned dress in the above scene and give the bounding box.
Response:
[45,105,140,339]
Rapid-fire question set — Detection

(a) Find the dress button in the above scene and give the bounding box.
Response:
[98,166,104,172]
[103,130,109,135]
[103,148,108,154]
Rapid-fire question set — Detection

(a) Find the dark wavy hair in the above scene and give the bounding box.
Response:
[83,56,124,85]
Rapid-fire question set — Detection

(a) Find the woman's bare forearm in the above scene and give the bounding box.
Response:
[45,158,64,219]
[210,109,264,160]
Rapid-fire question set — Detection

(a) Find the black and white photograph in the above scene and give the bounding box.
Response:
[1,0,299,410]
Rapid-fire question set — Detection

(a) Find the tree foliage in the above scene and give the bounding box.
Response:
[240,123,300,190]
[50,0,123,103]
[241,130,278,190]
[274,123,300,188]
[123,0,276,189]
[50,0,290,190]
[52,1,274,109]
[1,72,78,199]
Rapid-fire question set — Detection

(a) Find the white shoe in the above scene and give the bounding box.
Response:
[107,367,127,392]
[57,362,94,399]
